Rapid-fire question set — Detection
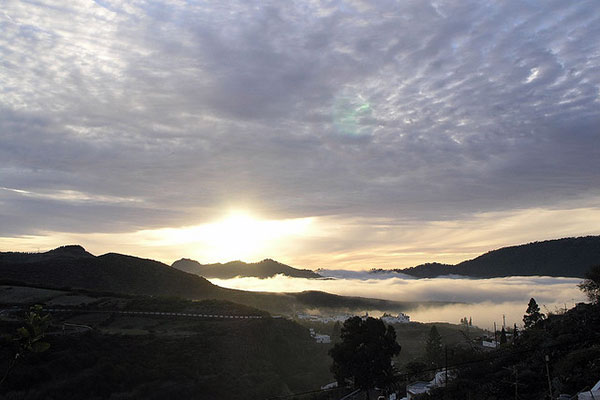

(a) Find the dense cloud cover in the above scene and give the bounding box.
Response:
[1,1,599,263]
[209,274,586,327]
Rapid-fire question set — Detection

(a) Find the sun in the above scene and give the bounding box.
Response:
[139,211,312,262]
[204,212,267,260]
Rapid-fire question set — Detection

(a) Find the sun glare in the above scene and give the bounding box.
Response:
[139,211,313,262]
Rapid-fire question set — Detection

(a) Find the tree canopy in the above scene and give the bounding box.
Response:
[425,325,443,366]
[578,264,600,304]
[328,316,401,389]
[523,298,545,329]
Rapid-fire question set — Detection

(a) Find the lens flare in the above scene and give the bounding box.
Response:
[332,93,372,135]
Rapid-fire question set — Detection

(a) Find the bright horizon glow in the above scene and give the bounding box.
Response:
[136,211,313,262]
[1,205,600,269]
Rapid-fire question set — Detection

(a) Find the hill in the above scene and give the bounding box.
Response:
[396,236,600,278]
[0,291,337,399]
[0,246,417,315]
[172,257,321,279]
[0,245,222,299]
[423,301,600,399]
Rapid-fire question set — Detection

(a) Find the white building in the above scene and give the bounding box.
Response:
[296,313,352,323]
[381,313,410,324]
[405,369,453,399]
[482,340,498,348]
[314,333,331,343]
[406,381,431,399]
[309,328,331,343]
[578,379,600,399]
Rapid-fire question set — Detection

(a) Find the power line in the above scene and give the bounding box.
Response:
[268,338,583,400]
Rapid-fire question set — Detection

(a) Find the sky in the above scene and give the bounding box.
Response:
[1,0,600,269]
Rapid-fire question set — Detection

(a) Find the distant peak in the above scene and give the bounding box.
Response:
[259,258,280,264]
[48,245,94,258]
[51,245,87,253]
[173,258,200,263]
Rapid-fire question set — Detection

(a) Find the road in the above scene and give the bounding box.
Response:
[1,307,265,320]
[44,308,265,319]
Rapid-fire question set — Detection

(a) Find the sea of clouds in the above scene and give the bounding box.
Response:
[208,272,586,329]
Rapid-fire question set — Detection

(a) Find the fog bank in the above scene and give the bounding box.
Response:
[208,274,586,327]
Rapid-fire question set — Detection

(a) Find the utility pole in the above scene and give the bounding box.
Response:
[502,366,519,400]
[514,366,519,400]
[544,355,552,400]
[445,345,448,387]
[494,322,497,346]
[503,314,506,329]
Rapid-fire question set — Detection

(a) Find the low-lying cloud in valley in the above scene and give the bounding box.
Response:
[209,274,586,328]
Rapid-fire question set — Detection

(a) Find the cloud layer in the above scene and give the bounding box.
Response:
[1,1,600,263]
[209,274,586,327]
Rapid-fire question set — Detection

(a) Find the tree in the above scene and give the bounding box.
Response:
[523,298,545,329]
[578,265,600,304]
[500,327,507,344]
[331,321,342,343]
[1,305,50,387]
[425,325,443,366]
[404,360,429,381]
[329,317,401,390]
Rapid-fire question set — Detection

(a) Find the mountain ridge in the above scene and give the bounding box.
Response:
[388,235,600,278]
[0,246,413,314]
[172,257,321,279]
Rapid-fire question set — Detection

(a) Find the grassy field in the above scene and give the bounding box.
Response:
[0,285,66,304]
[0,285,334,399]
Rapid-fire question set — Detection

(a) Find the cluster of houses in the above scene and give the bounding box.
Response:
[298,312,410,344]
[576,379,600,399]
[296,312,410,324]
[403,369,453,399]
[380,312,410,324]
[308,328,331,343]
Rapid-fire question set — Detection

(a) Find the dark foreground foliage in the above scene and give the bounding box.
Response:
[329,317,401,390]
[419,302,600,399]
[0,318,332,400]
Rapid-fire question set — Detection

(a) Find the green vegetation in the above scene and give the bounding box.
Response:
[418,301,600,399]
[1,305,51,387]
[424,325,442,366]
[408,277,600,399]
[329,317,401,390]
[0,247,429,316]
[578,264,600,303]
[0,293,332,399]
[523,297,545,329]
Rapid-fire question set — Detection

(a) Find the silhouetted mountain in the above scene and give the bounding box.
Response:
[0,246,221,299]
[371,262,453,278]
[0,244,95,264]
[172,258,321,279]
[396,236,600,278]
[0,246,419,314]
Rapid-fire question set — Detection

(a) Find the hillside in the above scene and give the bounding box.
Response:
[0,245,222,299]
[397,236,600,278]
[0,246,416,315]
[172,258,321,279]
[0,291,336,400]
[423,301,600,399]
